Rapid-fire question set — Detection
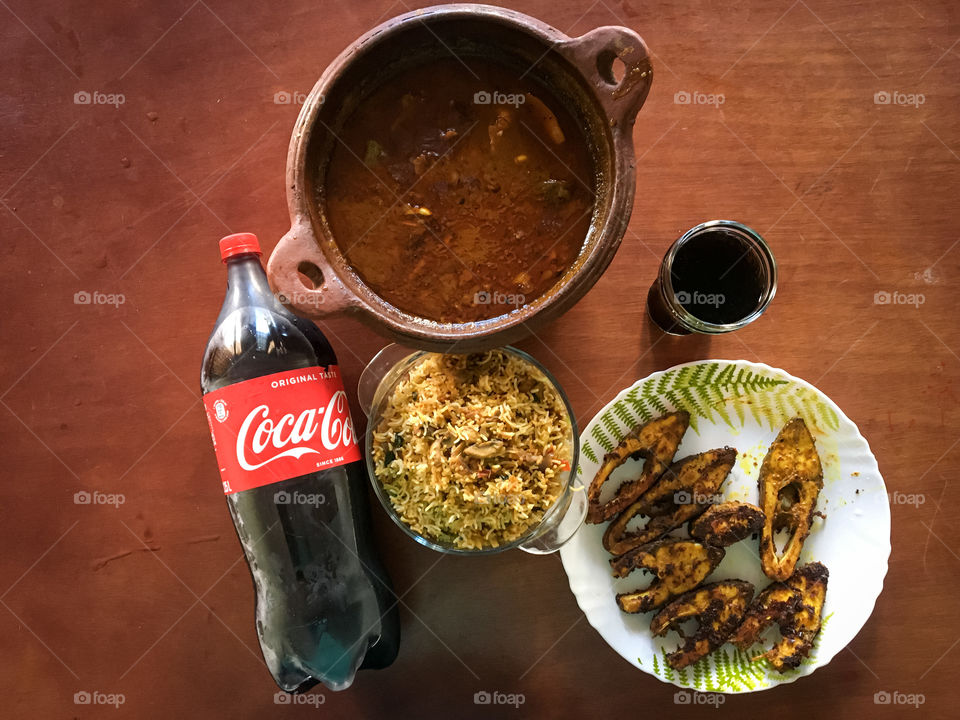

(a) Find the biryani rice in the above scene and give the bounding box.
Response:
[371,350,572,550]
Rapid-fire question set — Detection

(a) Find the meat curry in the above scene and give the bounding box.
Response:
[323,58,595,323]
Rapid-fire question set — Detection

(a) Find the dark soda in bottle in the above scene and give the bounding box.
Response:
[200,232,399,692]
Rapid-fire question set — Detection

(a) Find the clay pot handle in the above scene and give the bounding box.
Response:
[266,217,355,316]
[560,26,653,129]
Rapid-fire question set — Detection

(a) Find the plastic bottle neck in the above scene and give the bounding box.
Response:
[224,253,274,308]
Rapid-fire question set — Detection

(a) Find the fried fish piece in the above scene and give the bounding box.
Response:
[767,562,829,671]
[586,411,689,524]
[729,582,802,649]
[603,448,737,556]
[650,580,755,670]
[730,562,829,672]
[612,538,725,614]
[758,418,824,581]
[690,500,765,547]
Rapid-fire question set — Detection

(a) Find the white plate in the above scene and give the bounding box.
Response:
[559,360,890,692]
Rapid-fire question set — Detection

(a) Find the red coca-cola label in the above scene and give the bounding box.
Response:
[203,365,362,494]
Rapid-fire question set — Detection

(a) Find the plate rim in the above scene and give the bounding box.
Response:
[560,358,891,693]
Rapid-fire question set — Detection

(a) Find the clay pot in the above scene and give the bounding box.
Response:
[268,3,652,352]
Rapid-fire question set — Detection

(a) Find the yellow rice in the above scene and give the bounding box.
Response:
[371,350,572,550]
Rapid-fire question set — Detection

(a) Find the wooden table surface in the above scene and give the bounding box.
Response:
[2,0,958,717]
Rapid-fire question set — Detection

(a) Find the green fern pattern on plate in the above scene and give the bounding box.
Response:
[644,611,834,690]
[579,361,839,481]
[588,362,839,450]
[645,640,822,692]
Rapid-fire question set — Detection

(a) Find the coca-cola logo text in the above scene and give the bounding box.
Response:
[235,391,356,471]
[204,365,362,494]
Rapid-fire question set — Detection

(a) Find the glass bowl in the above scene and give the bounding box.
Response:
[358,344,586,555]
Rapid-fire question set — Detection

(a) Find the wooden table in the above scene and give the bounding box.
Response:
[1,0,957,717]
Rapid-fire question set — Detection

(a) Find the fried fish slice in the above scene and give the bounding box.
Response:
[729,562,829,672]
[728,582,802,649]
[766,562,829,671]
[612,538,725,614]
[603,448,737,556]
[690,501,766,548]
[586,411,690,524]
[650,580,755,670]
[758,418,824,581]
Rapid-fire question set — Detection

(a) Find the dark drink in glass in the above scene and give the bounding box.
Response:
[647,220,777,335]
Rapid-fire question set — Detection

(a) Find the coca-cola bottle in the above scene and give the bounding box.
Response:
[200,232,399,693]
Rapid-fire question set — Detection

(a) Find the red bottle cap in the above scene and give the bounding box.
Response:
[219,232,261,262]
